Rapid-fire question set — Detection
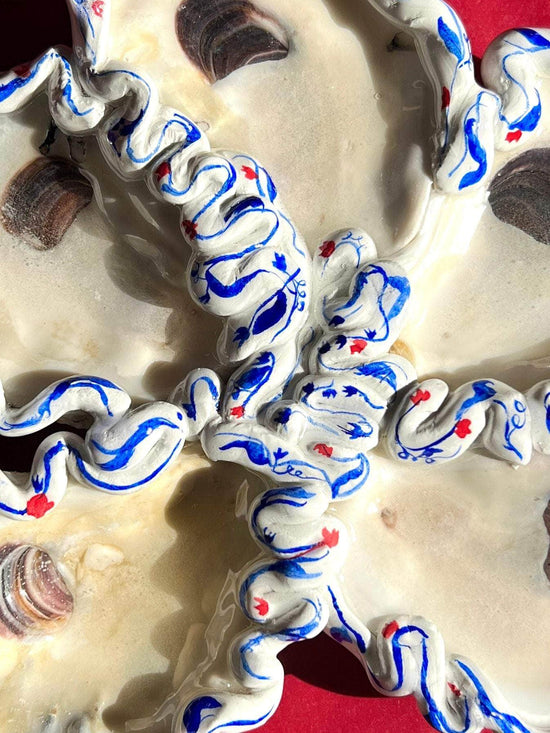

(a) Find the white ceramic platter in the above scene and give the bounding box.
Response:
[1,1,550,732]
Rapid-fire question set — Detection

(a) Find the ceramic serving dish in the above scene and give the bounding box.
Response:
[1,1,550,731]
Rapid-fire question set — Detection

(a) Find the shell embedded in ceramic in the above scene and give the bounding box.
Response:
[0,156,93,251]
[175,0,289,83]
[107,0,435,255]
[0,453,263,731]
[0,99,219,404]
[2,0,550,731]
[489,148,550,246]
[0,542,73,638]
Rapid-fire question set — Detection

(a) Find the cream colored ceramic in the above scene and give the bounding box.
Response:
[1,1,550,732]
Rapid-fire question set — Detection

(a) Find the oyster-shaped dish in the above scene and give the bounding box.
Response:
[2,0,550,732]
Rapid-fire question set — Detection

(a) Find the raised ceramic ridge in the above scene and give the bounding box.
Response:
[1,1,550,732]
[0,372,219,518]
[369,1,550,192]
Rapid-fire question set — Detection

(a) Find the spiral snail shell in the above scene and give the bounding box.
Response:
[0,543,74,639]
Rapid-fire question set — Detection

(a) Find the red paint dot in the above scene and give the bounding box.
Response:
[182,219,198,240]
[454,418,472,439]
[410,389,431,406]
[241,165,258,180]
[319,240,336,258]
[230,406,245,418]
[350,339,366,355]
[26,494,54,519]
[448,682,461,697]
[314,443,333,458]
[382,620,400,639]
[321,527,340,548]
[253,597,269,617]
[441,86,451,109]
[506,129,522,143]
[155,161,171,182]
[91,0,104,17]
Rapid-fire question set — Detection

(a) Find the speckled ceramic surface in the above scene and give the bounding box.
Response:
[1,1,550,732]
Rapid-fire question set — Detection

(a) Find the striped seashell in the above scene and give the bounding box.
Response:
[489,148,550,246]
[0,156,93,250]
[176,0,288,83]
[0,543,74,638]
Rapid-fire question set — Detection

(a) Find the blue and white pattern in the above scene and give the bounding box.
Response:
[482,27,550,149]
[386,378,532,465]
[160,231,418,731]
[323,599,545,733]
[187,227,550,733]
[368,0,550,193]
[527,380,550,455]
[158,151,309,363]
[0,370,219,519]
[0,2,310,373]
[202,230,415,503]
[2,1,550,732]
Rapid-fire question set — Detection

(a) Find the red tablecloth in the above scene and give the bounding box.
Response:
[1,2,549,731]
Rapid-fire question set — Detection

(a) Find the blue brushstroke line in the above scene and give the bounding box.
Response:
[251,486,318,554]
[0,500,26,517]
[456,660,529,733]
[455,380,495,420]
[0,52,52,103]
[389,626,470,733]
[182,374,220,420]
[544,392,550,435]
[71,0,98,66]
[224,197,264,222]
[209,707,274,732]
[90,417,182,470]
[182,696,222,733]
[70,439,182,491]
[59,56,95,117]
[238,598,323,681]
[517,28,550,48]
[239,634,270,681]
[438,16,464,61]
[330,453,369,499]
[239,560,322,619]
[31,440,66,494]
[230,352,275,407]
[327,586,366,652]
[458,115,487,190]
[1,377,121,432]
[492,399,525,461]
[394,400,463,465]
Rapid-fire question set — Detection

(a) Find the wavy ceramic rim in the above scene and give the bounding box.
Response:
[1,1,550,732]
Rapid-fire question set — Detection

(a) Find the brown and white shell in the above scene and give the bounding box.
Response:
[175,0,289,83]
[0,543,74,639]
[0,156,93,250]
[489,148,550,246]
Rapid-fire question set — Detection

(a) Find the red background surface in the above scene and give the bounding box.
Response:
[1,1,550,732]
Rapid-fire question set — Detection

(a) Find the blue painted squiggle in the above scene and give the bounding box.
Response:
[0,377,122,433]
[327,586,367,653]
[344,614,542,733]
[184,232,415,733]
[455,661,530,733]
[0,370,220,519]
[387,378,531,466]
